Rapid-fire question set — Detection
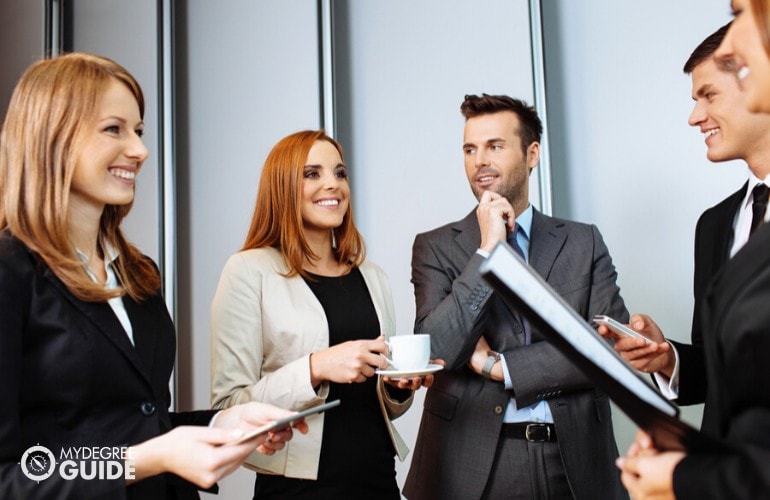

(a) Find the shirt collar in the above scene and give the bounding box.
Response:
[515,204,534,241]
[742,170,770,210]
[75,240,120,285]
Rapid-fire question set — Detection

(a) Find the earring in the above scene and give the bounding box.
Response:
[331,229,338,250]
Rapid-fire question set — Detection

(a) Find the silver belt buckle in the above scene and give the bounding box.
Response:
[525,423,550,442]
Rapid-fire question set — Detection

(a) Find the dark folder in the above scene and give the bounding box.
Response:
[479,241,724,453]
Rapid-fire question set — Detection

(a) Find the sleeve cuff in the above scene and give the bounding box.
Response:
[500,355,514,390]
[653,341,680,400]
[208,410,223,428]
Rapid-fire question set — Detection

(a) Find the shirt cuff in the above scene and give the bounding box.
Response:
[652,341,680,400]
[500,355,513,390]
[208,410,223,428]
[476,248,490,259]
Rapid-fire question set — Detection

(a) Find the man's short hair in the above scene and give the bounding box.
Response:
[460,94,542,154]
[683,22,732,74]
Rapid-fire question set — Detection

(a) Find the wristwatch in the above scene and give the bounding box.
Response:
[481,351,500,379]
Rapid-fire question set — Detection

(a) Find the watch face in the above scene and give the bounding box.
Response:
[20,445,56,482]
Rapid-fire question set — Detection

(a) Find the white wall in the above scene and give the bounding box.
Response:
[68,0,161,263]
[174,1,321,496]
[0,0,43,123]
[0,0,742,496]
[332,0,535,487]
[542,0,737,450]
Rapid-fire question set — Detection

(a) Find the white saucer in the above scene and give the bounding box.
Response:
[376,363,444,379]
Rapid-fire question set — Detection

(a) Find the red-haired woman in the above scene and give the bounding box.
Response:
[211,130,432,499]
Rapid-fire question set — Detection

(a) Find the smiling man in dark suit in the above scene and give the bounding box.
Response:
[403,94,629,500]
[603,23,770,408]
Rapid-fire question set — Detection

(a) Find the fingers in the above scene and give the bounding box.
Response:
[614,337,659,356]
[195,426,246,446]
[367,335,389,354]
[292,419,309,434]
[476,336,491,351]
[635,430,654,450]
[477,192,516,252]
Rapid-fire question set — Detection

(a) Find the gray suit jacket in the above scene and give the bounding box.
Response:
[403,209,629,500]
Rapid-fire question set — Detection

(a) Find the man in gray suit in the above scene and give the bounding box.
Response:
[403,94,629,500]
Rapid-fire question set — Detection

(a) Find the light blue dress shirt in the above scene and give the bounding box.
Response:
[498,205,553,423]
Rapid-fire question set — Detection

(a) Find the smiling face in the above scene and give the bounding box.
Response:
[463,111,539,214]
[300,139,350,238]
[717,0,770,113]
[688,57,770,165]
[69,79,147,220]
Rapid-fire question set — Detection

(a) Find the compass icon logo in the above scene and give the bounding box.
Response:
[20,444,56,482]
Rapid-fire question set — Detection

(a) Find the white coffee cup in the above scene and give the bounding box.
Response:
[382,334,430,371]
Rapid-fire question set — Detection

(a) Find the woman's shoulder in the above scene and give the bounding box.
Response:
[0,231,35,266]
[359,258,389,282]
[224,246,287,273]
[0,232,38,289]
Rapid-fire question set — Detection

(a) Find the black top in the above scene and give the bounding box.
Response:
[253,268,399,500]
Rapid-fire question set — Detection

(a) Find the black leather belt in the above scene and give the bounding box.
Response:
[501,423,557,442]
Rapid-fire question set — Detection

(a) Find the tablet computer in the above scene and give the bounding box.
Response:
[233,399,341,445]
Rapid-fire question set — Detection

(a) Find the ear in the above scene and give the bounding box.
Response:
[526,141,540,172]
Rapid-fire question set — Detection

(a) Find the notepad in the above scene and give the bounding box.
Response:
[479,242,723,453]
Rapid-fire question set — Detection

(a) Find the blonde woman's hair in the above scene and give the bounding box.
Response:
[0,52,160,301]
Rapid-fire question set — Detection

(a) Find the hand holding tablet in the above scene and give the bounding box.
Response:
[233,399,341,445]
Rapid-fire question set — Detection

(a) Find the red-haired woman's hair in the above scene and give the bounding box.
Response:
[751,0,770,55]
[242,130,365,277]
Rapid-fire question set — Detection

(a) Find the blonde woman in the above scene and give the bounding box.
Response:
[0,53,303,500]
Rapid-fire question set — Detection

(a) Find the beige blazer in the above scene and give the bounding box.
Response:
[210,247,411,479]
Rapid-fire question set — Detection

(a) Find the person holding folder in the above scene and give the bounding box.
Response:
[602,23,770,409]
[616,4,770,498]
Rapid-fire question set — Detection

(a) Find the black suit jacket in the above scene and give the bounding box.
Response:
[672,218,770,499]
[672,183,746,405]
[0,233,214,499]
[403,209,629,500]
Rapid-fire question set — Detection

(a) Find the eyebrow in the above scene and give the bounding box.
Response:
[694,83,714,99]
[98,116,144,128]
[463,138,507,149]
[303,163,346,169]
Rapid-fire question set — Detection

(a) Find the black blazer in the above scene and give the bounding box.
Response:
[672,183,746,405]
[0,233,215,499]
[672,216,770,498]
[404,209,629,500]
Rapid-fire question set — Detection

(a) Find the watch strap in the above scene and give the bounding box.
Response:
[481,351,499,379]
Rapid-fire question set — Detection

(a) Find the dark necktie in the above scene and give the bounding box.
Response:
[508,225,531,344]
[751,183,770,236]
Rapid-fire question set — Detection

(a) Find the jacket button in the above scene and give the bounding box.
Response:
[494,405,503,415]
[140,402,156,416]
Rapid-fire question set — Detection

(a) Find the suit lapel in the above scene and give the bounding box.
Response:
[528,210,567,282]
[718,182,748,265]
[452,208,529,348]
[42,267,153,385]
[453,209,483,258]
[124,294,161,377]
